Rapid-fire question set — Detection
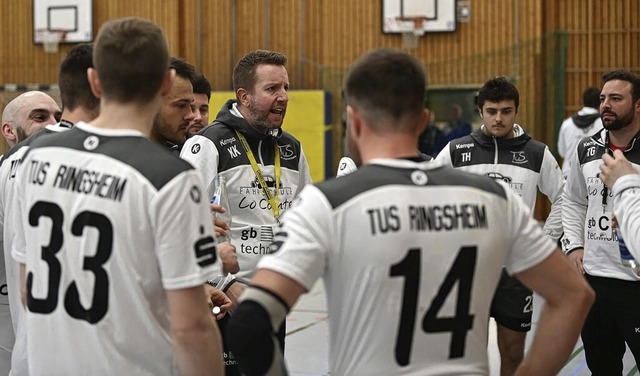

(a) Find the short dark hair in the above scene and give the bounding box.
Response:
[477,77,520,110]
[582,86,600,108]
[93,17,169,103]
[602,70,640,103]
[344,48,426,128]
[170,57,197,83]
[232,50,287,92]
[59,43,99,112]
[192,73,212,101]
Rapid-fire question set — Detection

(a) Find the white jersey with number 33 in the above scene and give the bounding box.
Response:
[11,123,218,376]
[258,158,556,375]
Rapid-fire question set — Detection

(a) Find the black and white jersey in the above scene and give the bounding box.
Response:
[259,159,556,375]
[336,154,433,178]
[611,174,640,260]
[181,100,312,278]
[0,123,70,374]
[436,125,564,240]
[563,128,640,280]
[11,122,218,375]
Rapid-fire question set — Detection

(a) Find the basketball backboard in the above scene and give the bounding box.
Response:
[382,0,456,34]
[33,0,93,44]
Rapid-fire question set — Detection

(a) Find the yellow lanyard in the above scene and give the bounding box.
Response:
[234,130,281,222]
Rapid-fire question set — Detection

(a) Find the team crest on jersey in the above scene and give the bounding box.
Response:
[278,144,296,160]
[189,185,202,203]
[191,144,201,154]
[410,170,428,185]
[511,151,528,164]
[83,135,99,150]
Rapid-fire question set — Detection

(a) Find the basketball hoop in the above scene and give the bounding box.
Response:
[395,17,427,49]
[36,29,66,54]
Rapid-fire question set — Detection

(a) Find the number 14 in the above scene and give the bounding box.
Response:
[389,246,477,366]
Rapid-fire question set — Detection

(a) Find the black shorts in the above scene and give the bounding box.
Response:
[490,269,533,332]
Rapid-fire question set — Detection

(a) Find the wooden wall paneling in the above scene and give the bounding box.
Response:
[201,0,234,91]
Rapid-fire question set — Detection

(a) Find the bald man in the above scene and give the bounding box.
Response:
[1,91,61,148]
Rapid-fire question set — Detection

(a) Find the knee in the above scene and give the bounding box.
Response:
[498,340,525,366]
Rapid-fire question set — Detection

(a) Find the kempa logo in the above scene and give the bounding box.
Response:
[220,137,236,146]
[456,143,474,150]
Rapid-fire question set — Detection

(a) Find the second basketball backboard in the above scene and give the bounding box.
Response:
[382,0,456,34]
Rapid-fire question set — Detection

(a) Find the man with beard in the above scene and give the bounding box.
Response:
[151,57,196,153]
[181,49,312,374]
[1,91,61,149]
[186,73,212,137]
[562,70,640,374]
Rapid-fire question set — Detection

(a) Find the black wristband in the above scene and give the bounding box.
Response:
[221,278,237,293]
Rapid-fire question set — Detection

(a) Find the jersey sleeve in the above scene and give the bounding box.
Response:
[150,170,218,289]
[336,156,357,178]
[434,144,453,166]
[612,174,640,259]
[10,152,30,265]
[503,185,558,274]
[538,147,565,241]
[561,152,589,253]
[296,147,313,194]
[557,122,568,159]
[180,135,220,199]
[256,185,331,290]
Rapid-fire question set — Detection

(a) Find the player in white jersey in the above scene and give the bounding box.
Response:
[0,91,60,374]
[11,18,223,375]
[1,43,100,376]
[226,48,594,376]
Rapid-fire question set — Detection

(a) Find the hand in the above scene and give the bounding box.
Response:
[203,284,232,320]
[218,241,239,274]
[600,149,637,189]
[567,248,585,274]
[224,282,246,314]
[210,204,230,238]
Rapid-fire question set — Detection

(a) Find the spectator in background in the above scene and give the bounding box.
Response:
[417,109,441,156]
[557,86,603,178]
[187,73,212,137]
[433,103,472,154]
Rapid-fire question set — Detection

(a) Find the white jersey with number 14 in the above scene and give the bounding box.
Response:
[259,158,556,375]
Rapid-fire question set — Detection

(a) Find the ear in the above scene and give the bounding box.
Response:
[346,105,362,141]
[416,109,430,135]
[160,68,176,97]
[236,88,249,107]
[478,108,483,118]
[1,122,16,146]
[87,68,102,98]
